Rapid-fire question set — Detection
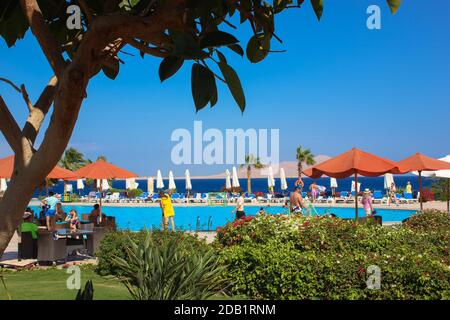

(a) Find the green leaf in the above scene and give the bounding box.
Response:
[227,44,244,57]
[102,60,120,80]
[218,62,246,112]
[310,0,323,21]
[159,56,184,82]
[386,0,401,15]
[172,32,207,59]
[0,3,29,48]
[200,31,239,48]
[191,64,217,111]
[246,34,270,63]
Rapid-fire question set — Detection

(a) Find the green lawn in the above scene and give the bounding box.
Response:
[0,266,130,300]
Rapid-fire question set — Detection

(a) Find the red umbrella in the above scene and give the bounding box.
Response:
[303,148,402,219]
[0,155,77,195]
[397,153,450,210]
[74,159,138,222]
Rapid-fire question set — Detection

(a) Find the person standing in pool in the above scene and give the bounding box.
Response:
[232,192,245,220]
[309,182,319,203]
[160,191,175,231]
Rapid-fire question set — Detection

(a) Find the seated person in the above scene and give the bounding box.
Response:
[89,204,106,226]
[55,202,66,222]
[20,212,39,240]
[65,209,79,230]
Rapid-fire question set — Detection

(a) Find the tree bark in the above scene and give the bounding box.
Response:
[0,0,186,257]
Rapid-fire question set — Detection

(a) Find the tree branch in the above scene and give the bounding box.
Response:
[19,85,34,112]
[0,96,23,154]
[22,76,57,146]
[78,0,93,25]
[126,39,170,58]
[20,0,66,76]
[0,78,22,93]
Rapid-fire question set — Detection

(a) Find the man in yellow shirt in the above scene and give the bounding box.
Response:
[159,191,175,231]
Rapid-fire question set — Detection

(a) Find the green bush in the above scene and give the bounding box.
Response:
[404,209,450,232]
[216,213,450,300]
[96,229,210,277]
[114,230,228,300]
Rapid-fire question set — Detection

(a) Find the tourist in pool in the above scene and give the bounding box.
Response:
[389,182,399,206]
[41,191,59,231]
[361,189,374,217]
[309,181,319,203]
[405,181,412,194]
[160,191,175,231]
[232,192,245,220]
[257,207,266,216]
[290,186,306,214]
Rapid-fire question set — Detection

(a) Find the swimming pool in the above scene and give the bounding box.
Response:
[35,205,417,231]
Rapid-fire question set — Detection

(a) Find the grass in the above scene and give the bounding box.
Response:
[0,266,130,300]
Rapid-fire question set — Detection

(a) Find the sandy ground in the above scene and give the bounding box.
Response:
[2,200,447,264]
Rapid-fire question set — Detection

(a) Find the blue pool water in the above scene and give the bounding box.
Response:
[33,205,417,231]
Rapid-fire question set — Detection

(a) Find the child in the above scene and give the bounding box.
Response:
[65,209,79,230]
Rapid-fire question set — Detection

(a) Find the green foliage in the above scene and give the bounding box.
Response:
[75,280,94,300]
[404,209,450,233]
[112,230,228,300]
[431,179,450,202]
[216,213,450,299]
[96,229,211,277]
[0,270,11,300]
[59,148,90,171]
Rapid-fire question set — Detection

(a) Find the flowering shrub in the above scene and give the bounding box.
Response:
[421,189,435,202]
[404,210,449,232]
[217,212,450,300]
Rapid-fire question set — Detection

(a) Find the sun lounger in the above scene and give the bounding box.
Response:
[201,193,208,203]
[372,190,385,204]
[403,193,417,204]
[335,191,349,203]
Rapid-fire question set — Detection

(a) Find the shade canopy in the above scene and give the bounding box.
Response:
[232,166,240,188]
[156,170,164,189]
[168,171,176,190]
[397,153,450,173]
[0,155,76,180]
[267,166,275,188]
[416,155,450,179]
[280,168,288,191]
[75,159,137,179]
[384,173,395,190]
[225,169,231,189]
[185,169,192,190]
[303,148,401,179]
[330,178,338,189]
[147,177,154,194]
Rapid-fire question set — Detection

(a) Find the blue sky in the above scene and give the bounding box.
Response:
[0,0,449,176]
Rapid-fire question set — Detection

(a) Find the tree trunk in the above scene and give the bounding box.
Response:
[297,161,302,179]
[0,64,88,256]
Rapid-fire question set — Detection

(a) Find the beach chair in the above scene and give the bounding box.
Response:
[403,193,417,204]
[396,193,407,204]
[200,193,208,203]
[372,190,384,204]
[171,193,181,203]
[335,191,349,203]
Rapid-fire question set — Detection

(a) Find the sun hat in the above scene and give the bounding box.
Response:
[23,212,32,219]
[363,188,371,194]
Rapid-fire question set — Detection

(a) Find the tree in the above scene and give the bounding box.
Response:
[59,147,89,171]
[240,154,265,194]
[0,0,401,255]
[296,146,315,181]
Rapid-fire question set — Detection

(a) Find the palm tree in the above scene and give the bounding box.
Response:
[240,154,265,194]
[59,147,89,171]
[296,146,315,182]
